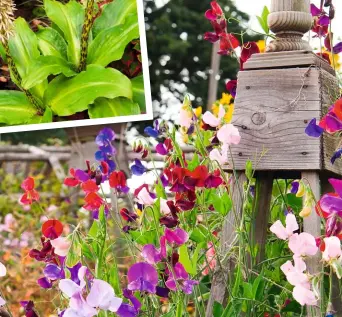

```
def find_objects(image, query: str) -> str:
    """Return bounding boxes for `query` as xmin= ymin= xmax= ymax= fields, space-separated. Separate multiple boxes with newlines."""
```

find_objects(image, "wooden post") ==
xmin=207 ymin=41 xmax=221 ymax=110
xmin=206 ymin=173 xmax=246 ymax=317
xmin=207 ymin=0 xmax=342 ymax=316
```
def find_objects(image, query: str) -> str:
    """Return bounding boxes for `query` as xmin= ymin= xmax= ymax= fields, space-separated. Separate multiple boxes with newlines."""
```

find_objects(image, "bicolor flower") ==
xmin=165 ymin=263 xmax=198 ymax=294
xmin=322 ymin=236 xmax=342 ymax=262
xmin=127 ymin=262 xmax=158 ymax=294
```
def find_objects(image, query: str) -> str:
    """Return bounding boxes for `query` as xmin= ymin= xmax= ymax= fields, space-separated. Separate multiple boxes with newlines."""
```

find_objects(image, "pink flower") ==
xmin=281 ymin=257 xmax=309 ymax=288
xmin=202 ymin=104 xmax=225 ymax=127
xmin=209 ymin=148 xmax=227 ymax=165
xmin=217 ymin=124 xmax=241 ymax=145
xmin=288 ymin=233 xmax=318 ymax=257
xmin=51 ymin=237 xmax=71 ymax=257
xmin=0 ymin=214 xmax=17 ymax=232
xmin=322 ymin=236 xmax=342 ymax=262
xmin=180 ymin=108 xmax=193 ymax=128
xmin=160 ymin=198 xmax=171 ymax=214
xmin=293 ymin=284 xmax=317 ymax=306
xmin=136 ymin=187 xmax=156 ymax=206
xmin=270 ymin=213 xmax=299 ymax=240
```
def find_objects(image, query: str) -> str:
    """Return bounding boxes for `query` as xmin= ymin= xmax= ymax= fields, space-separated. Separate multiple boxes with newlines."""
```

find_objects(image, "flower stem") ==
xmin=78 ymin=0 xmax=95 ymax=72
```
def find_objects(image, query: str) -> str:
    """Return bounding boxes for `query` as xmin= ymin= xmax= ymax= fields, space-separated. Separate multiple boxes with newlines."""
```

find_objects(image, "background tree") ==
xmin=144 ymin=0 xmax=260 ymax=111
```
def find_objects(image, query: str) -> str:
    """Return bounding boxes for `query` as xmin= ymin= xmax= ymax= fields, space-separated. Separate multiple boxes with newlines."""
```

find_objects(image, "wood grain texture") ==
xmin=231 ymin=67 xmax=341 ymax=175
xmin=252 ymin=172 xmax=274 ymax=264
xmin=302 ymin=171 xmax=322 ymax=317
xmin=244 ymin=51 xmax=335 ymax=75
xmin=206 ymin=173 xmax=247 ymax=317
xmin=267 ymin=0 xmax=311 ymax=52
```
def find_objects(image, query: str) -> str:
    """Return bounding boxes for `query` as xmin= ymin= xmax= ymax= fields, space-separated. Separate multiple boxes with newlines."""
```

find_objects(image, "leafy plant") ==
xmin=0 ymin=0 xmax=144 ymax=126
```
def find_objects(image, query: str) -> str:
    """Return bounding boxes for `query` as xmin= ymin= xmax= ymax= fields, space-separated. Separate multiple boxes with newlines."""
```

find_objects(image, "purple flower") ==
xmin=305 ymin=118 xmax=324 ymax=137
xmin=59 ymin=267 xmax=122 ymax=316
xmin=333 ymin=42 xmax=342 ymax=54
xmin=127 ymin=262 xmax=158 ymax=294
xmin=131 ymin=159 xmax=147 ymax=176
xmin=37 ymin=277 xmax=52 ymax=289
xmin=290 ymin=181 xmax=299 ymax=194
xmin=116 ymin=289 xmax=141 ymax=317
xmin=156 ymin=143 xmax=168 ymax=155
xmin=164 ymin=228 xmax=189 ymax=246
xmin=95 ymin=128 xmax=116 ymax=146
xmin=44 ymin=263 xmax=64 ymax=280
xmin=144 ymin=121 xmax=160 ymax=138
xmin=311 ymin=3 xmax=322 ymax=16
xmin=331 ymin=148 xmax=342 ymax=164
xmin=319 ymin=179 xmax=342 ymax=218
xmin=20 ymin=301 xmax=39 ymax=317
xmin=165 ymin=263 xmax=198 ymax=294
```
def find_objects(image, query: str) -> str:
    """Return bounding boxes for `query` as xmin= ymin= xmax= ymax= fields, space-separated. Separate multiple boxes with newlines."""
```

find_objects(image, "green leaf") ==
xmin=257 ymin=6 xmax=270 ymax=34
xmin=36 ymin=27 xmax=68 ymax=59
xmin=179 ymin=244 xmax=196 ymax=275
xmin=131 ymin=75 xmax=146 ymax=112
xmin=213 ymin=302 xmax=224 ymax=317
xmin=88 ymin=97 xmax=140 ymax=119
xmin=87 ymin=15 xmax=139 ymax=67
xmin=242 ymin=282 xmax=253 ymax=299
xmin=44 ymin=64 xmax=132 ymax=116
xmin=8 ymin=18 xmax=46 ymax=99
xmin=245 ymin=160 xmax=253 ymax=180
xmin=212 ymin=192 xmax=232 ymax=216
xmin=0 ymin=91 xmax=37 ymax=125
xmin=44 ymin=0 xmax=84 ymax=66
xmin=190 ymin=227 xmax=206 ymax=243
xmin=27 ymin=107 xmax=53 ymax=124
xmin=252 ymin=273 xmax=265 ymax=301
xmin=0 ymin=42 xmax=6 ymax=62
xmin=187 ymin=152 xmax=200 ymax=171
xmin=22 ymin=56 xmax=76 ymax=89
xmin=92 ymin=0 xmax=137 ymax=37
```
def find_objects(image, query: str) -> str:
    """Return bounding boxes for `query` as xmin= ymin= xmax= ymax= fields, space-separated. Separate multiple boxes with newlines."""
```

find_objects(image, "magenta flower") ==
xmin=164 ymin=228 xmax=189 ymax=246
xmin=116 ymin=289 xmax=141 ymax=317
xmin=205 ymin=1 xmax=224 ymax=21
xmin=127 ymin=262 xmax=158 ymax=294
xmin=165 ymin=263 xmax=198 ymax=294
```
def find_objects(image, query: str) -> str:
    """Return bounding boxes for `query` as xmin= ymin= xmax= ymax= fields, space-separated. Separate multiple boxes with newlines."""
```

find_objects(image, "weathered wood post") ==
xmin=207 ymin=0 xmax=341 ymax=316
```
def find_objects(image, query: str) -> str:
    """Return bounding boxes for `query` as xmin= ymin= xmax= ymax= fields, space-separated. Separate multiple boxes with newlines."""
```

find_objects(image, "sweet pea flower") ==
xmin=209 ymin=146 xmax=228 ymax=165
xmin=0 ymin=213 xmax=17 ymax=232
xmin=160 ymin=198 xmax=171 ymax=214
xmin=51 ymin=237 xmax=71 ymax=257
xmin=164 ymin=228 xmax=189 ymax=246
xmin=322 ymin=236 xmax=342 ymax=262
xmin=292 ymin=284 xmax=317 ymax=306
xmin=288 ymin=232 xmax=318 ymax=257
xmin=217 ymin=124 xmax=241 ymax=145
xmin=202 ymin=104 xmax=225 ymax=127
xmin=136 ymin=187 xmax=156 ymax=206
xmin=165 ymin=263 xmax=199 ymax=294
xmin=127 ymin=262 xmax=158 ymax=294
xmin=131 ymin=160 xmax=147 ymax=176
xmin=280 ymin=257 xmax=309 ymax=289
xmin=270 ymin=213 xmax=299 ymax=240
xmin=20 ymin=177 xmax=40 ymax=205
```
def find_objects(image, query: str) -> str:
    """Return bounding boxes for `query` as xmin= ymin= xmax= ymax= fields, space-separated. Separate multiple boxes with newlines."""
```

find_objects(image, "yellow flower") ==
xmin=296 ymin=181 xmax=305 ymax=197
xmin=299 ymin=206 xmax=312 ymax=218
xmin=194 ymin=106 xmax=202 ymax=118
xmin=220 ymin=93 xmax=233 ymax=105
xmin=211 ymin=103 xmax=220 ymax=116
xmin=136 ymin=209 xmax=143 ymax=217
xmin=224 ymin=103 xmax=234 ymax=123
xmin=256 ymin=40 xmax=266 ymax=53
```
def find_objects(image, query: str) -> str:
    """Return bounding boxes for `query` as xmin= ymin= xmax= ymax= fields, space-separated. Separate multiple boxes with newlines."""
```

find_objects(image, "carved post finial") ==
xmin=266 ymin=0 xmax=312 ymax=52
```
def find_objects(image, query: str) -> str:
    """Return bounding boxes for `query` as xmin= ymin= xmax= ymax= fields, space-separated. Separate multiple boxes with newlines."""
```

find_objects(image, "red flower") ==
xmin=83 ymin=192 xmax=104 ymax=211
xmin=109 ymin=171 xmax=129 ymax=193
xmin=120 ymin=208 xmax=138 ymax=222
xmin=81 ymin=179 xmax=99 ymax=193
xmin=205 ymin=1 xmax=224 ymax=21
xmin=218 ymin=33 xmax=240 ymax=55
xmin=42 ymin=219 xmax=63 ymax=240
xmin=20 ymin=177 xmax=39 ymax=205
xmin=240 ymin=42 xmax=260 ymax=69
xmin=29 ymin=237 xmax=56 ymax=263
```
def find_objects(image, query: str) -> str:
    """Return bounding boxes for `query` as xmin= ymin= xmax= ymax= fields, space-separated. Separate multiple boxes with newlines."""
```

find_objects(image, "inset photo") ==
xmin=0 ymin=0 xmax=152 ymax=133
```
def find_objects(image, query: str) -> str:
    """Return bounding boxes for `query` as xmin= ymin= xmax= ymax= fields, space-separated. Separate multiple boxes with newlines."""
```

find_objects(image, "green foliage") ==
xmin=257 ymin=6 xmax=270 ymax=35
xmin=44 ymin=65 xmax=132 ymax=116
xmin=1 ymin=0 xmax=143 ymax=126
xmin=0 ymin=91 xmax=37 ymax=125
xmin=88 ymin=97 xmax=140 ymax=119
